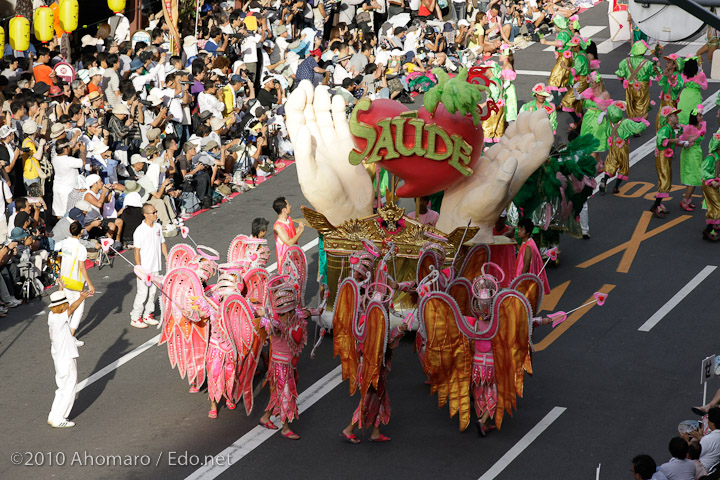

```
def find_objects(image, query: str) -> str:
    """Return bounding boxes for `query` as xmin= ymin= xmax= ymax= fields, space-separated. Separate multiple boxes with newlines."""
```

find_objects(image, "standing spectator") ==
xmin=58 ymin=220 xmax=95 ymax=343
xmin=21 ymin=120 xmax=45 ymax=191
xmin=51 ymin=140 xmax=85 ymax=219
xmin=102 ymin=54 xmax=122 ymax=109
xmin=658 ymin=437 xmax=697 ymax=480
xmin=33 ymin=46 xmax=56 ymax=87
xmin=46 ymin=289 xmax=90 ymax=428
xmin=408 ymin=196 xmax=440 ymax=226
xmin=130 ymin=203 xmax=167 ymax=329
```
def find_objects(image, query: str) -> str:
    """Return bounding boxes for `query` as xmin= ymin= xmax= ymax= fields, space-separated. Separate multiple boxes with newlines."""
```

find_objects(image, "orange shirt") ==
xmin=33 ymin=64 xmax=54 ymax=86
xmin=88 ymin=82 xmax=101 ymax=95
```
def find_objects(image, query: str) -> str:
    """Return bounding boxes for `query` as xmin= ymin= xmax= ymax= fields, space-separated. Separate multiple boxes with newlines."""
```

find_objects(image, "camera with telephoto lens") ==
xmin=138 ymin=99 xmax=154 ymax=107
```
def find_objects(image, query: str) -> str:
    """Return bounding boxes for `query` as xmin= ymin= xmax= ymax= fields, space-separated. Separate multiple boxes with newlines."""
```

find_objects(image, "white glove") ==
xmin=285 ymin=82 xmax=373 ymax=226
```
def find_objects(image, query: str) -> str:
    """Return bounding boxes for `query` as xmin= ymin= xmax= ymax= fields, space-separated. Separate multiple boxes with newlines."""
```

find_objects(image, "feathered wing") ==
xmin=491 ymin=290 xmax=532 ymax=429
xmin=282 ymin=246 xmax=308 ymax=304
xmin=166 ymin=243 xmax=197 ymax=271
xmin=227 ymin=234 xmax=250 ymax=263
xmin=510 ymin=274 xmax=544 ymax=375
xmin=243 ymin=268 xmax=269 ymax=305
xmin=359 ymin=301 xmax=388 ymax=404
xmin=332 ymin=278 xmax=360 ymax=395
xmin=446 ymin=278 xmax=473 ymax=316
xmin=223 ymin=293 xmax=267 ymax=414
xmin=459 ymin=244 xmax=490 ymax=281
xmin=419 ymin=292 xmax=473 ymax=430
xmin=160 ymin=267 xmax=209 ymax=386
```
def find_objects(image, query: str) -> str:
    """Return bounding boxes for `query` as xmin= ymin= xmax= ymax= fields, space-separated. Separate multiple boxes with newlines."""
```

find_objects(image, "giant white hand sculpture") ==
xmin=436 ymin=110 xmax=554 ymax=242
xmin=286 ymin=81 xmax=373 ymax=226
xmin=286 ymin=82 xmax=553 ymax=239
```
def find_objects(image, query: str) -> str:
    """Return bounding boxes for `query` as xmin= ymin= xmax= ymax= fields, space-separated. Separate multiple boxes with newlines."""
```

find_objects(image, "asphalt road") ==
xmin=2 ymin=4 xmax=720 ymax=479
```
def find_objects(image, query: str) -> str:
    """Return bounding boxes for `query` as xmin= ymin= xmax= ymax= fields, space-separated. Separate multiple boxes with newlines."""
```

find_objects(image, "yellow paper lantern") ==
xmin=58 ymin=0 xmax=79 ymax=33
xmin=34 ymin=6 xmax=55 ymax=43
xmin=108 ymin=0 xmax=126 ymax=13
xmin=9 ymin=16 xmax=30 ymax=52
xmin=0 ymin=27 xmax=5 ymax=54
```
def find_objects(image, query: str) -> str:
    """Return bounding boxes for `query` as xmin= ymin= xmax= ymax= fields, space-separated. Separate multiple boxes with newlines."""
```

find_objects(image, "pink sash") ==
xmin=273 ymin=217 xmax=296 ymax=266
xmin=514 ymin=239 xmax=550 ymax=293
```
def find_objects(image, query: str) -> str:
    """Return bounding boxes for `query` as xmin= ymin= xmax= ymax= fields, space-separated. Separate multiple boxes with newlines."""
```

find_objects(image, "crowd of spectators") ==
xmin=0 ymin=0 xmax=591 ymax=309
xmin=630 ymin=408 xmax=720 ymax=479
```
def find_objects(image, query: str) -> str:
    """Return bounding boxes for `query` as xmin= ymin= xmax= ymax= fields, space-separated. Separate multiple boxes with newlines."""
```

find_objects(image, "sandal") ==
xmin=226 ymin=401 xmax=236 ymax=410
xmin=208 ymin=409 xmax=217 ymax=419
xmin=189 ymin=386 xmax=199 ymax=393
xmin=339 ymin=432 xmax=361 ymax=444
xmin=369 ymin=434 xmax=391 ymax=442
xmin=650 ymin=206 xmax=665 ymax=219
xmin=612 ymin=186 xmax=620 ymax=194
xmin=259 ymin=420 xmax=278 ymax=430
xmin=692 ymin=406 xmax=708 ymax=416
xmin=281 ymin=429 xmax=300 ymax=440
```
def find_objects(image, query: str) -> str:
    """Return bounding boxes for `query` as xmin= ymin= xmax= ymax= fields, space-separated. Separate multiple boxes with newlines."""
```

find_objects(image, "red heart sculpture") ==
xmin=290 ymin=325 xmax=303 ymax=345
xmin=350 ymin=99 xmax=484 ymax=198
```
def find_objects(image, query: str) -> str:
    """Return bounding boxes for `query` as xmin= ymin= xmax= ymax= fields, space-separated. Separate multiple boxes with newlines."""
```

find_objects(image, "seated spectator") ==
xmin=119 ymin=191 xmax=145 ymax=247
xmin=688 ymin=441 xmax=707 ymax=479
xmin=82 ymin=174 xmax=123 ymax=241
xmin=700 ymin=408 xmax=720 ymax=472
xmin=632 ymin=454 xmax=667 ymax=480
xmin=658 ymin=437 xmax=697 ymax=480
xmin=52 ymin=200 xmax=99 ymax=251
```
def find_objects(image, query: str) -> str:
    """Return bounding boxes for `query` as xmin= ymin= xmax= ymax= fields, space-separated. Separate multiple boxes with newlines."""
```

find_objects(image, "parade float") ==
xmin=291 ymin=69 xmax=555 ymax=320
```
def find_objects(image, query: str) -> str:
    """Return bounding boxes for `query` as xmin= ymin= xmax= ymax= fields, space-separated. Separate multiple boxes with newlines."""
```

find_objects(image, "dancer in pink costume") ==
xmin=258 ymin=274 xmax=326 ymax=439
xmin=514 ymin=218 xmax=550 ymax=294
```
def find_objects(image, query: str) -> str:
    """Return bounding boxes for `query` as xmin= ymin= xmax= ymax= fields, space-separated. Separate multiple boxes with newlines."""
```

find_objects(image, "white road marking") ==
xmin=638 ymin=266 xmax=717 ymax=332
xmin=674 ymin=42 xmax=703 ymax=58
xmin=596 ymin=38 xmax=627 ymax=54
xmin=75 ymin=236 xmax=321 ymax=393
xmin=477 ymin=406 xmax=567 ymax=480
xmin=514 ymin=70 xmax=720 ymax=83
xmin=185 ymin=366 xmax=343 ymax=480
xmin=76 ymin=334 xmax=161 ymax=392
xmin=543 ymin=26 xmax=606 ymax=51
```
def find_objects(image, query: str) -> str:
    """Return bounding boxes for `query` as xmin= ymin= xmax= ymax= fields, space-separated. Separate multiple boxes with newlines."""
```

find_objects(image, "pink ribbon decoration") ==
xmin=546 ymin=247 xmax=558 ymax=261
xmin=100 ymin=237 xmax=113 ymax=252
xmin=548 ymin=311 xmax=568 ymax=328
xmin=180 ymin=225 xmax=189 ymax=238
xmin=593 ymin=292 xmax=608 ymax=306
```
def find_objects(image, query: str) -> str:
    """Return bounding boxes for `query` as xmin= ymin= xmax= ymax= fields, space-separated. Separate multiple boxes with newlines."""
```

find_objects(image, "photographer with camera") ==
xmin=51 ymin=141 xmax=85 ymax=220
xmin=81 ymin=174 xmax=123 ymax=243
xmin=199 ymin=80 xmax=226 ymax=119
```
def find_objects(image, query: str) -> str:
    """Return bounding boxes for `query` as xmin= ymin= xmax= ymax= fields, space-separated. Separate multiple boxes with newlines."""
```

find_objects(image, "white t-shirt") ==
xmin=409 ymin=0 xmax=420 ymax=11
xmin=333 ymin=63 xmax=352 ymax=86
xmin=48 ymin=310 xmax=79 ymax=359
xmin=133 ymin=221 xmax=165 ymax=273
xmin=52 ymin=155 xmax=83 ymax=189
xmin=59 ymin=237 xmax=87 ymax=285
xmin=241 ymin=35 xmax=262 ymax=64
xmin=700 ymin=429 xmax=720 ymax=470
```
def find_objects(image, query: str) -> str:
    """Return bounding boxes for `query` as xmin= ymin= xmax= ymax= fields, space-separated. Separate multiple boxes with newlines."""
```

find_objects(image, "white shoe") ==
xmin=0 ymin=306 xmax=8 ymax=313
xmin=75 ymin=339 xmax=84 ymax=347
xmin=50 ymin=420 xmax=75 ymax=428
xmin=6 ymin=299 xmax=21 ymax=307
xmin=130 ymin=319 xmax=148 ymax=329
xmin=143 ymin=314 xmax=159 ymax=326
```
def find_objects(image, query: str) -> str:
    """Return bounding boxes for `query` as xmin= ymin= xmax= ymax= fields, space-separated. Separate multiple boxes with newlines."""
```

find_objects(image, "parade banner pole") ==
xmin=194 ymin=0 xmax=200 ymax=38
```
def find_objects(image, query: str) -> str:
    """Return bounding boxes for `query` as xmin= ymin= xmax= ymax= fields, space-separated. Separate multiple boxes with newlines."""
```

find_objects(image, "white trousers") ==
xmin=0 ymin=215 xmax=8 ymax=243
xmin=64 ymin=289 xmax=85 ymax=331
xmin=130 ymin=274 xmax=158 ymax=321
xmin=48 ymin=356 xmax=77 ymax=424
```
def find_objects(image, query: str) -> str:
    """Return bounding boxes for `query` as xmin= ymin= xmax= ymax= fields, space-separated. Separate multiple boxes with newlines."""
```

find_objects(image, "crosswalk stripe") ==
xmin=542 ymin=25 xmax=607 ymax=51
